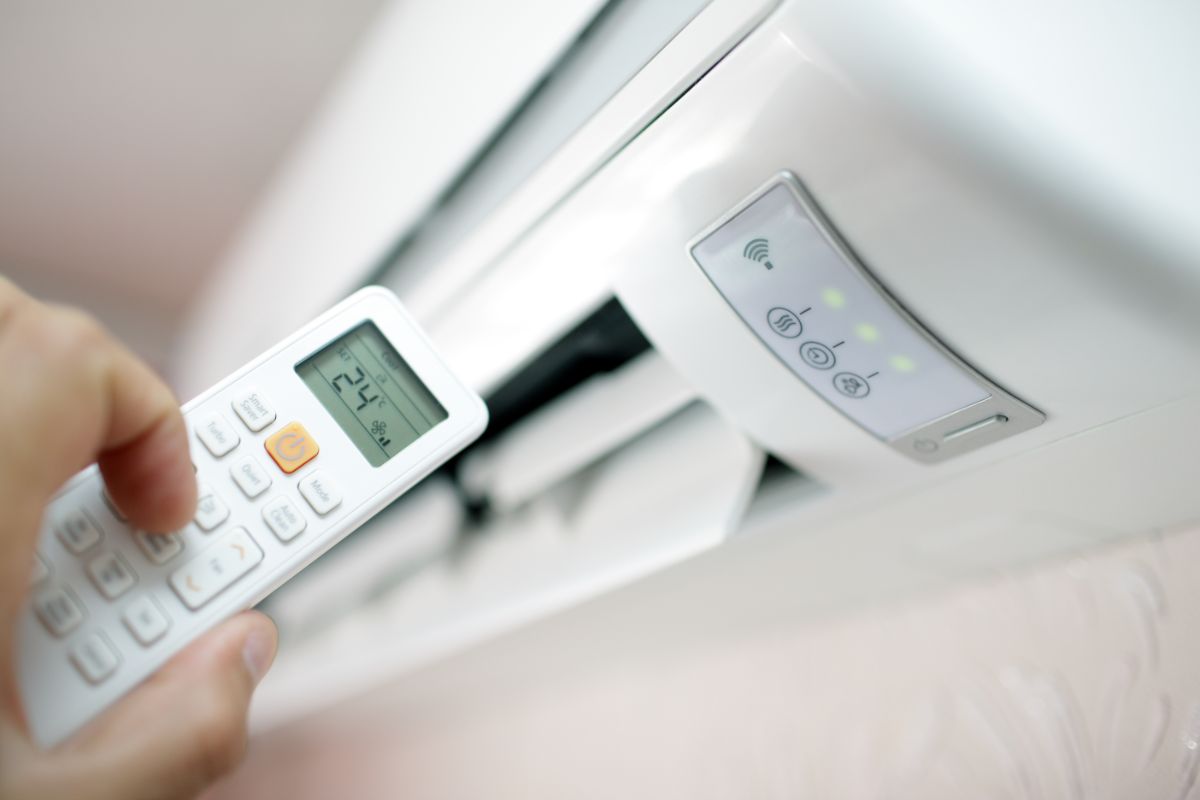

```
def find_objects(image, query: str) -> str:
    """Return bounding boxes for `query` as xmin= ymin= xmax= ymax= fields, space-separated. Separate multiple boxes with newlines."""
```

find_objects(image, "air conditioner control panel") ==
xmin=689 ymin=173 xmax=1043 ymax=463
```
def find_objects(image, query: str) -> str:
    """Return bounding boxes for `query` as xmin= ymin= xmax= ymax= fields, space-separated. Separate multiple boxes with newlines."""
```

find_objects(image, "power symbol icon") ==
xmin=276 ymin=432 xmax=307 ymax=461
xmin=265 ymin=421 xmax=319 ymax=474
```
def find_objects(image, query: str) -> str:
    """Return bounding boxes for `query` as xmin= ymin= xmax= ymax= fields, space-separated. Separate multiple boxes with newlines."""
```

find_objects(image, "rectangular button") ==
xmin=231 ymin=389 xmax=276 ymax=432
xmin=86 ymin=552 xmax=137 ymax=600
xmin=230 ymin=457 xmax=271 ymax=499
xmin=262 ymin=496 xmax=307 ymax=542
xmin=298 ymin=472 xmax=341 ymax=515
xmin=195 ymin=414 xmax=240 ymax=457
xmin=169 ymin=527 xmax=263 ymax=610
xmin=54 ymin=508 xmax=103 ymax=554
xmin=194 ymin=485 xmax=230 ymax=531
xmin=135 ymin=530 xmax=184 ymax=565
xmin=70 ymin=633 xmax=120 ymax=684
xmin=34 ymin=586 xmax=85 ymax=637
xmin=122 ymin=595 xmax=170 ymax=645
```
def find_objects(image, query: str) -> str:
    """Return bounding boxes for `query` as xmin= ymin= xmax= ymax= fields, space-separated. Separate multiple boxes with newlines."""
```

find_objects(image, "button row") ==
xmin=66 ymin=595 xmax=171 ymax=685
xmin=195 ymin=389 xmax=278 ymax=459
xmin=766 ymin=306 xmax=879 ymax=399
xmin=51 ymin=592 xmax=172 ymax=686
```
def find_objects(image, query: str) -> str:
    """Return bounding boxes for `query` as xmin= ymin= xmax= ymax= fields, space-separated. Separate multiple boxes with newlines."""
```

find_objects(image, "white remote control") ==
xmin=17 ymin=286 xmax=487 ymax=747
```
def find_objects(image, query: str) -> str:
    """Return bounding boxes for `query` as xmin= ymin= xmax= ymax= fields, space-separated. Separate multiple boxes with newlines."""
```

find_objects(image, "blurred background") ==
xmin=0 ymin=0 xmax=386 ymax=366
xmin=5 ymin=1 xmax=1200 ymax=797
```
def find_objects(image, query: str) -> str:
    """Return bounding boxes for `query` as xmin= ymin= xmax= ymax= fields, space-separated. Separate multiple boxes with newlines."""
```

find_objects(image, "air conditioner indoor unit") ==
xmin=173 ymin=0 xmax=1199 ymax=733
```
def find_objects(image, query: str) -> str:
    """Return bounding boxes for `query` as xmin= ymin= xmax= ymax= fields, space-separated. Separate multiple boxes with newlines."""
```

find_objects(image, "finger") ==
xmin=0 ymin=281 xmax=197 ymax=542
xmin=0 ymin=285 xmax=199 ymax=701
xmin=96 ymin=375 xmax=197 ymax=534
xmin=52 ymin=612 xmax=278 ymax=800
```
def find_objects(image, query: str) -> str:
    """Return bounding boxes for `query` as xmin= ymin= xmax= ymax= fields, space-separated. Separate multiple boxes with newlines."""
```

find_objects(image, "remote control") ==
xmin=17 ymin=286 xmax=487 ymax=747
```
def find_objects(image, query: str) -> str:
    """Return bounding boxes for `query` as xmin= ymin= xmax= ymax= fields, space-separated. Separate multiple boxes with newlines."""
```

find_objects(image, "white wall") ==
xmin=212 ymin=522 xmax=1200 ymax=799
xmin=0 ymin=0 xmax=386 ymax=365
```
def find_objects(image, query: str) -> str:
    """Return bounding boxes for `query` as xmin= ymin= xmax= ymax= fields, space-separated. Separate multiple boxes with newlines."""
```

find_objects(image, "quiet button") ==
xmin=298 ymin=472 xmax=341 ymax=516
xmin=230 ymin=457 xmax=271 ymax=499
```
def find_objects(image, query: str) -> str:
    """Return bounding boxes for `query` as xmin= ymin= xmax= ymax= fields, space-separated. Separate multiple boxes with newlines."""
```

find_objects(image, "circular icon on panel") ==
xmin=913 ymin=438 xmax=939 ymax=454
xmin=833 ymin=371 xmax=871 ymax=399
xmin=766 ymin=307 xmax=803 ymax=338
xmin=799 ymin=341 xmax=836 ymax=370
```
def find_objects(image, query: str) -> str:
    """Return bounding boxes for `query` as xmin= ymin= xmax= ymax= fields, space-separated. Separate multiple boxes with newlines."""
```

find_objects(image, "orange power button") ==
xmin=265 ymin=422 xmax=319 ymax=474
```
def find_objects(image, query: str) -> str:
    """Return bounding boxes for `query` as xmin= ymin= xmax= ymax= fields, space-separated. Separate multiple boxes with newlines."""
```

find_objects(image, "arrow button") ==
xmin=169 ymin=527 xmax=263 ymax=610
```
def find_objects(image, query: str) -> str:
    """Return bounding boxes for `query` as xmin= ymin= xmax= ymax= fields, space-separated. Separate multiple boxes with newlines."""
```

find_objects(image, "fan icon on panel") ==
xmin=743 ymin=238 xmax=774 ymax=270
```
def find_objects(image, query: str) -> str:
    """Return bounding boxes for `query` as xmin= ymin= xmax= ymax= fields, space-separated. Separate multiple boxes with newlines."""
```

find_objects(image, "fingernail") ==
xmin=242 ymin=627 xmax=276 ymax=684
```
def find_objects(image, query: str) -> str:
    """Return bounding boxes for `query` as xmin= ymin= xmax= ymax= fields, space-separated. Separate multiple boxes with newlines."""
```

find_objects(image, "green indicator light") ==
xmin=821 ymin=288 xmax=846 ymax=309
xmin=854 ymin=323 xmax=880 ymax=343
xmin=890 ymin=354 xmax=917 ymax=373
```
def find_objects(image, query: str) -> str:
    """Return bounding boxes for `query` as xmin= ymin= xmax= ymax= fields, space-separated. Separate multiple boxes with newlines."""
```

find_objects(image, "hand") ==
xmin=0 ymin=278 xmax=278 ymax=800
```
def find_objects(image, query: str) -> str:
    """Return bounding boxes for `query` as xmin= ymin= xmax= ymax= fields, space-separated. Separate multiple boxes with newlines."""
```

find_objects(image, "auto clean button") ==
xmin=262 ymin=496 xmax=307 ymax=542
xmin=298 ymin=472 xmax=341 ymax=516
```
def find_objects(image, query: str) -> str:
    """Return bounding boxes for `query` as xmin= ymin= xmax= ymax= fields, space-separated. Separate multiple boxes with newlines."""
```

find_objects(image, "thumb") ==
xmin=53 ymin=611 xmax=278 ymax=800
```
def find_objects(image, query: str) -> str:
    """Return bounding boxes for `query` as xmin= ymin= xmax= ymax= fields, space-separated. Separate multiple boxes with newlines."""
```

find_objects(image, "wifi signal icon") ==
xmin=743 ymin=238 xmax=774 ymax=270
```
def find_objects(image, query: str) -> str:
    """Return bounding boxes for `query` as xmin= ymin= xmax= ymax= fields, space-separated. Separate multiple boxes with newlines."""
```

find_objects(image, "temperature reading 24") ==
xmin=330 ymin=366 xmax=381 ymax=411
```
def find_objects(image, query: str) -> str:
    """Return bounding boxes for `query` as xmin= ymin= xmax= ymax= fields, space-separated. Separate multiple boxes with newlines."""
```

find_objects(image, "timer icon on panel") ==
xmin=799 ymin=342 xmax=836 ymax=370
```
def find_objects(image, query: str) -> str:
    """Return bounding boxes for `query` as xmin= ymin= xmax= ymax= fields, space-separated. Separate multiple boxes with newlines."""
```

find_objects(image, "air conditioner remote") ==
xmin=17 ymin=286 xmax=487 ymax=747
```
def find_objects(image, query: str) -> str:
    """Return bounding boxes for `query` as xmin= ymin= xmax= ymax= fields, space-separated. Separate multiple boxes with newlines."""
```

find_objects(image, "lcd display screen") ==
xmin=296 ymin=321 xmax=447 ymax=466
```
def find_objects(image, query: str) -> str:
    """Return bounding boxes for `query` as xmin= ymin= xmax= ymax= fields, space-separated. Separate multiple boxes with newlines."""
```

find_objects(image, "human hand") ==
xmin=0 ymin=278 xmax=277 ymax=800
